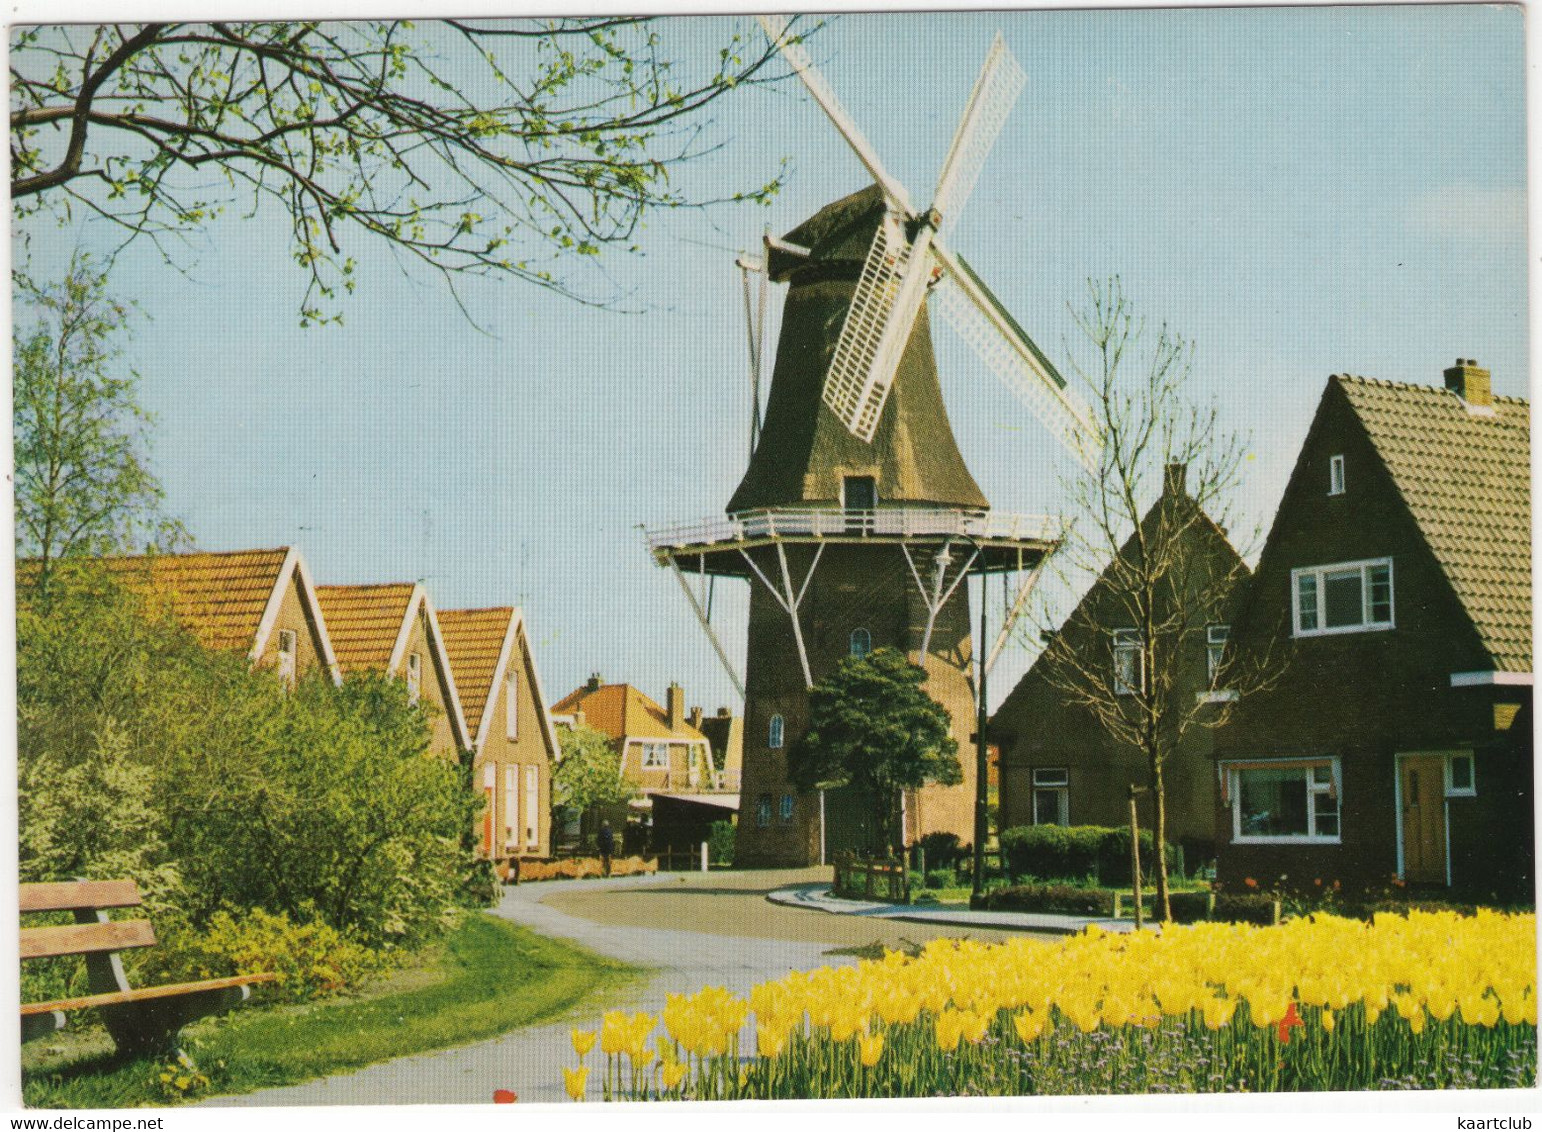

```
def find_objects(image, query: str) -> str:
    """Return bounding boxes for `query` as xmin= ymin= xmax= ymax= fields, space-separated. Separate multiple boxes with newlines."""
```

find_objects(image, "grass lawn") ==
xmin=21 ymin=912 xmax=641 ymax=1108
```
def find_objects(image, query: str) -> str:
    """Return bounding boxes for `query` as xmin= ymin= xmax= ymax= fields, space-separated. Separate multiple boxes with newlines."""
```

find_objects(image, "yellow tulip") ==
xmin=1321 ymin=1008 xmax=1335 ymax=1034
xmin=570 ymin=1028 xmax=596 ymax=1058
xmin=1013 ymin=1010 xmax=1043 ymax=1044
xmin=662 ymin=1061 xmax=688 ymax=1091
xmin=756 ymin=1024 xmax=786 ymax=1060
xmin=934 ymin=1009 xmax=963 ymax=1051
xmin=858 ymin=1030 xmax=885 ymax=1067
xmin=562 ymin=1066 xmax=588 ymax=1102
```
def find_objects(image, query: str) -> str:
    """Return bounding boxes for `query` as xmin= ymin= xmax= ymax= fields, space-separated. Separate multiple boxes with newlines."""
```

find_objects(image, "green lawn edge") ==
xmin=22 ymin=912 xmax=645 ymax=1108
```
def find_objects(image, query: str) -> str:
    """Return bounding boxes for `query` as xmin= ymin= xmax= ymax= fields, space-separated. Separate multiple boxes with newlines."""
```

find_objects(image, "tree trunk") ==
xmin=1151 ymin=759 xmax=1172 ymax=922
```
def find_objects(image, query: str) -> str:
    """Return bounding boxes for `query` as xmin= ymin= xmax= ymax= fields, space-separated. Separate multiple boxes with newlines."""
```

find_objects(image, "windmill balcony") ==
xmin=645 ymin=506 xmax=1061 ymax=568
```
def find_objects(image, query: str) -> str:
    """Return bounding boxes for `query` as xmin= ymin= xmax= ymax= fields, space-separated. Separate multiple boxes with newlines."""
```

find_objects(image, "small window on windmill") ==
xmin=850 ymin=628 xmax=872 ymax=658
xmin=768 ymin=714 xmax=785 ymax=750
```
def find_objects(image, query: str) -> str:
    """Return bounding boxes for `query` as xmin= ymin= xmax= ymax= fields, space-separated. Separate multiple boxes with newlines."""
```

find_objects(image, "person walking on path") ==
xmin=597 ymin=820 xmax=615 ymax=877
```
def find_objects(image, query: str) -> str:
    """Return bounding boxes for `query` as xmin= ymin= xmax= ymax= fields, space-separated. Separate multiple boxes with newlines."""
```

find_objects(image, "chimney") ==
xmin=1444 ymin=358 xmax=1492 ymax=409
xmin=1164 ymin=462 xmax=1188 ymax=498
xmin=585 ymin=672 xmax=602 ymax=693
xmin=666 ymin=682 xmax=685 ymax=729
xmin=689 ymin=706 xmax=703 ymax=729
xmin=717 ymin=706 xmax=732 ymax=718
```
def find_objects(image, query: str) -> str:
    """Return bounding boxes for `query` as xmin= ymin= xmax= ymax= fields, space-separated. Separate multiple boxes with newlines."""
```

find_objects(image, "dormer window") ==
xmin=406 ymin=651 xmax=422 ymax=704
xmin=1328 ymin=454 xmax=1345 ymax=495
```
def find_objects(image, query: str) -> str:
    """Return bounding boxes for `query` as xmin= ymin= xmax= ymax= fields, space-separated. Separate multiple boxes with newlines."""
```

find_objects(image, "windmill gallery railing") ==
xmin=644 ymin=507 xmax=1060 ymax=557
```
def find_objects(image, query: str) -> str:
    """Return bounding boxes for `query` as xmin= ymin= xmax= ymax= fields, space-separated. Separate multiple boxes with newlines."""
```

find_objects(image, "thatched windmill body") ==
xmin=646 ymin=20 xmax=1099 ymax=866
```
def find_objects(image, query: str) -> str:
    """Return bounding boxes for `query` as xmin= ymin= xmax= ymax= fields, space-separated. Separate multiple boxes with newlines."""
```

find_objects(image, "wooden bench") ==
xmin=21 ymin=879 xmax=275 ymax=1057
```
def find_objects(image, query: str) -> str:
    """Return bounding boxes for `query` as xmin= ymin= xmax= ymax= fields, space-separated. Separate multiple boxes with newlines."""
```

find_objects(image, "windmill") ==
xmin=645 ymin=20 xmax=1098 ymax=867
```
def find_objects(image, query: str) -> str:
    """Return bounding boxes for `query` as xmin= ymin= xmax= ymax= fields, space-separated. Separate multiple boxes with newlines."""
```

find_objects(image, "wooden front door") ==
xmin=1399 ymin=754 xmax=1446 ymax=884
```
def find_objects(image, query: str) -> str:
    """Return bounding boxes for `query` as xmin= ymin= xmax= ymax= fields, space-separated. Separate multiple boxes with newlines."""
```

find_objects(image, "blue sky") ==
xmin=10 ymin=5 xmax=1529 ymax=714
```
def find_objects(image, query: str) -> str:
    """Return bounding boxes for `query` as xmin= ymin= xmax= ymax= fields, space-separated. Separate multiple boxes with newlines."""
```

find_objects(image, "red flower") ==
xmin=1276 ymin=1002 xmax=1305 ymax=1045
xmin=493 ymin=1089 xmax=518 ymax=1104
xmin=1244 ymin=877 xmax=1258 ymax=889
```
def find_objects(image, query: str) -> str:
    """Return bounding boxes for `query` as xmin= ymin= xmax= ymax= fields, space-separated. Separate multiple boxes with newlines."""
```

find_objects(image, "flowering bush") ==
xmin=561 ymin=909 xmax=1536 ymax=1099
xmin=166 ymin=907 xmax=385 ymax=1001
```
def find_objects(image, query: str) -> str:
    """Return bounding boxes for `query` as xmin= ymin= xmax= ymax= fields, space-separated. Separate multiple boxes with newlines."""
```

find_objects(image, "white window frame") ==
xmin=1112 ymin=629 xmax=1143 ymax=696
xmin=1206 ymin=624 xmax=1229 ymax=688
xmin=1291 ymin=558 xmax=1394 ymax=637
xmin=276 ymin=628 xmax=298 ymax=688
xmin=1444 ymin=752 xmax=1477 ymax=798
xmin=504 ymin=765 xmax=519 ymax=848
xmin=849 ymin=627 xmax=872 ymax=659
xmin=1225 ymin=758 xmax=1342 ymax=845
xmin=640 ymin=742 xmax=668 ymax=769
xmin=524 ymin=765 xmax=539 ymax=848
xmin=1031 ymin=767 xmax=1069 ymax=826
xmin=406 ymin=651 xmax=423 ymax=705
xmin=1328 ymin=454 xmax=1346 ymax=496
xmin=505 ymin=671 xmax=519 ymax=741
xmin=768 ymin=714 xmax=785 ymax=750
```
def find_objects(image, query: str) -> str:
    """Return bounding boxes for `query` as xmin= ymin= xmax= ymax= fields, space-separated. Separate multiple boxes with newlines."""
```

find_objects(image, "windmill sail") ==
xmin=932 ymin=34 xmax=1026 ymax=237
xmin=934 ymin=250 xmax=1101 ymax=470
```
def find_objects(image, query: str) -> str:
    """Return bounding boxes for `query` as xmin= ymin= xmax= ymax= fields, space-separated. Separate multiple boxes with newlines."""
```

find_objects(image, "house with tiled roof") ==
xmin=95 ymin=547 xmax=339 ymax=686
xmin=439 ymin=607 xmax=558 ymax=865
xmin=1214 ymin=361 xmax=1532 ymax=898
xmin=317 ymin=583 xmax=469 ymax=758
xmin=551 ymin=677 xmax=727 ymax=798
xmin=993 ymin=464 xmax=1248 ymax=868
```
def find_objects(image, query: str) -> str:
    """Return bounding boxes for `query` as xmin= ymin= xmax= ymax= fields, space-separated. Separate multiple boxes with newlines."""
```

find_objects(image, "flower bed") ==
xmin=505 ymin=856 xmax=657 ymax=883
xmin=558 ymin=910 xmax=1536 ymax=1099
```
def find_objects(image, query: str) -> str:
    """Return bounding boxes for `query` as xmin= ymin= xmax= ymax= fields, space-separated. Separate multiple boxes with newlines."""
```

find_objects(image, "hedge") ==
xmin=974 ymin=884 xmax=1116 ymax=917
xmin=999 ymin=824 xmax=1183 ymax=886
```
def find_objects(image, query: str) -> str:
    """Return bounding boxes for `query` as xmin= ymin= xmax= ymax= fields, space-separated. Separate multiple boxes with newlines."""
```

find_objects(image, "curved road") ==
xmin=212 ymin=869 xmax=1021 ymax=1107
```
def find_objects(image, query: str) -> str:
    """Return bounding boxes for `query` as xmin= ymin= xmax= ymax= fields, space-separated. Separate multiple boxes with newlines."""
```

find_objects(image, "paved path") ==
xmin=206 ymin=869 xmax=1036 ymax=1107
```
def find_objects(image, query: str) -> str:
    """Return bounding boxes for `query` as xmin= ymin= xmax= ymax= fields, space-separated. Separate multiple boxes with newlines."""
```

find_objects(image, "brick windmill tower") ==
xmin=646 ymin=19 xmax=1100 ymax=866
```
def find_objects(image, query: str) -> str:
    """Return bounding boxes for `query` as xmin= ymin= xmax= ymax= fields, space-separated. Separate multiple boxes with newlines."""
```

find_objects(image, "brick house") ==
xmin=550 ymin=677 xmax=723 ymax=797
xmin=317 ymin=582 xmax=470 ymax=759
xmin=1214 ymin=363 xmax=1532 ymax=898
xmin=97 ymin=546 xmax=340 ymax=686
xmin=439 ymin=607 xmax=558 ymax=865
xmin=993 ymin=466 xmax=1247 ymax=867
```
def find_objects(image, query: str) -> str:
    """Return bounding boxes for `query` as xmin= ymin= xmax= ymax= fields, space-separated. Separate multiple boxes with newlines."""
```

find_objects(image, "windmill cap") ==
xmin=769 ymin=185 xmax=888 ymax=281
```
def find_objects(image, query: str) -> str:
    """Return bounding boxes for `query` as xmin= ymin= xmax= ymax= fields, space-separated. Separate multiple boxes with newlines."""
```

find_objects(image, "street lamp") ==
xmin=938 ymin=535 xmax=990 ymax=904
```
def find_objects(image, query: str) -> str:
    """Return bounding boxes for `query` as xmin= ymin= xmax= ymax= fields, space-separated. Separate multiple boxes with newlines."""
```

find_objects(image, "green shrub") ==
xmin=975 ymin=884 xmax=1116 ymax=917
xmin=1212 ymin=893 xmax=1280 ymax=926
xmin=999 ymin=825 xmax=1102 ymax=882
xmin=1167 ymin=890 xmax=1214 ymax=923
xmin=915 ymin=831 xmax=965 ymax=871
xmin=161 ymin=907 xmax=387 ymax=1001
xmin=708 ymin=820 xmax=736 ymax=866
xmin=1096 ymin=828 xmax=1185 ymax=886
xmin=923 ymin=867 xmax=956 ymax=891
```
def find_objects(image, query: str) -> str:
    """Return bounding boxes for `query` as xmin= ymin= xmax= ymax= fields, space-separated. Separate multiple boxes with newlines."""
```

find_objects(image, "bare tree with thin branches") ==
xmin=1035 ymin=278 xmax=1278 ymax=921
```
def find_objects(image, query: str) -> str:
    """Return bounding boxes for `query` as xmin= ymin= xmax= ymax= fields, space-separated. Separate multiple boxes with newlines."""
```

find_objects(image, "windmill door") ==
xmin=842 ymin=476 xmax=877 ymax=534
xmin=1398 ymin=753 xmax=1446 ymax=884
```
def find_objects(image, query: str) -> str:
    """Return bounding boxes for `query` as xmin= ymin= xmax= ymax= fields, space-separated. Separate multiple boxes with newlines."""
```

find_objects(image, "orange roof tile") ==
xmin=552 ymin=683 xmax=708 ymax=743
xmin=315 ymin=583 xmax=417 ymax=673
xmin=99 ymin=548 xmax=292 ymax=654
xmin=438 ymin=607 xmax=514 ymax=741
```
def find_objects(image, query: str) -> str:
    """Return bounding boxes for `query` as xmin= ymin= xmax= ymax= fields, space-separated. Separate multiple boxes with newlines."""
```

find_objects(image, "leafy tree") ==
xmin=10 ymin=18 xmax=807 ymax=322
xmin=552 ymin=723 xmax=636 ymax=837
xmin=17 ymin=563 xmax=481 ymax=950
xmin=788 ymin=647 xmax=961 ymax=856
xmin=13 ymin=256 xmax=185 ymax=583
xmin=1035 ymin=278 xmax=1275 ymax=922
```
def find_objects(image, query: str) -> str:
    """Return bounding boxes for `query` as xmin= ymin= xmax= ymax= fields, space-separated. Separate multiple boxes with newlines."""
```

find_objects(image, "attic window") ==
xmin=406 ymin=652 xmax=422 ymax=704
xmin=276 ymin=628 xmax=297 ymax=689
xmin=1328 ymin=454 xmax=1345 ymax=496
xmin=505 ymin=671 xmax=519 ymax=741
xmin=1293 ymin=558 xmax=1393 ymax=636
